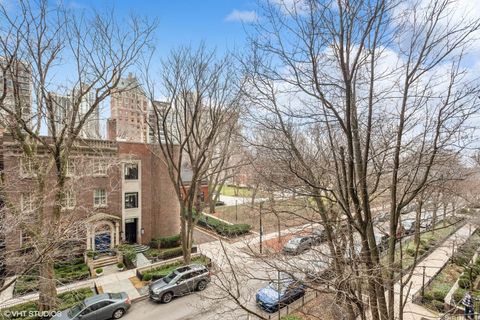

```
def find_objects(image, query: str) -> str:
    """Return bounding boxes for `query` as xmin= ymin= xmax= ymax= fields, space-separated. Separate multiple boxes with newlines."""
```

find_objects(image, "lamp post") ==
xmin=235 ymin=200 xmax=238 ymax=222
xmin=259 ymin=201 xmax=264 ymax=254
xmin=421 ymin=266 xmax=426 ymax=302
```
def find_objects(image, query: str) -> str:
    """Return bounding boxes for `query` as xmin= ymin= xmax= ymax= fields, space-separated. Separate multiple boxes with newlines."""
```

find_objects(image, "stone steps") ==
xmin=92 ymin=256 xmax=118 ymax=269
xmin=131 ymin=244 xmax=150 ymax=253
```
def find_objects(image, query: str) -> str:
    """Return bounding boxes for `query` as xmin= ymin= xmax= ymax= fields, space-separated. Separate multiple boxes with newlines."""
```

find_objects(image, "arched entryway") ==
xmin=86 ymin=213 xmax=121 ymax=252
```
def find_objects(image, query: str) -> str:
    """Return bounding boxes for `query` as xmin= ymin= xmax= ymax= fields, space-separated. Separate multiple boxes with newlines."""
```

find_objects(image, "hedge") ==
xmin=140 ymin=256 xmax=210 ymax=281
xmin=2 ymin=288 xmax=94 ymax=320
xmin=14 ymin=259 xmax=90 ymax=296
xmin=197 ymin=215 xmax=251 ymax=237
xmin=146 ymin=247 xmax=183 ymax=261
xmin=150 ymin=234 xmax=181 ymax=249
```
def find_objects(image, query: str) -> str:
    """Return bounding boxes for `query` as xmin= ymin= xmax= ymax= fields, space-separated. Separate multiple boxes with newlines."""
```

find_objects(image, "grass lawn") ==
xmin=14 ymin=258 xmax=90 ymax=296
xmin=219 ymin=185 xmax=255 ymax=197
xmin=214 ymin=198 xmax=320 ymax=233
xmin=1 ymin=288 xmax=94 ymax=320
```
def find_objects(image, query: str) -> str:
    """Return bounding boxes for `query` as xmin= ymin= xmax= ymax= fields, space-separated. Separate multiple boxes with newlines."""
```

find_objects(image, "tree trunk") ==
xmin=38 ymin=257 xmax=57 ymax=311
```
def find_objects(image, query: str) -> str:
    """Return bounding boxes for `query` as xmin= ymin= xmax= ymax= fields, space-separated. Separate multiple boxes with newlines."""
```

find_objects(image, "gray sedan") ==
xmin=283 ymin=236 xmax=313 ymax=255
xmin=51 ymin=292 xmax=130 ymax=320
xmin=149 ymin=264 xmax=211 ymax=303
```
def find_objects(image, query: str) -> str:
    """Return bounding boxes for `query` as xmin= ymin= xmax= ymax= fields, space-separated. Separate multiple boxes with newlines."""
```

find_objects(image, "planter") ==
xmin=95 ymin=268 xmax=104 ymax=277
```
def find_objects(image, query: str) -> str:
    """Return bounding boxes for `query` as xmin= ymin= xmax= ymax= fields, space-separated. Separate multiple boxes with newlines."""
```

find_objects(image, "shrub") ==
xmin=117 ymin=262 xmax=125 ymax=269
xmin=95 ymin=268 xmax=103 ymax=274
xmin=151 ymin=234 xmax=181 ymax=249
xmin=430 ymin=285 xmax=449 ymax=301
xmin=458 ymin=276 xmax=471 ymax=289
xmin=405 ymin=246 xmax=416 ymax=257
xmin=117 ymin=244 xmax=137 ymax=268
xmin=429 ymin=299 xmax=445 ymax=312
xmin=159 ymin=247 xmax=183 ymax=259
xmin=142 ymin=273 xmax=153 ymax=281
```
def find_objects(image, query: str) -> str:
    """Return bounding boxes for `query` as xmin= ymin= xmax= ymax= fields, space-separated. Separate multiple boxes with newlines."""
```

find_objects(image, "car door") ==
xmin=175 ymin=274 xmax=191 ymax=295
xmin=94 ymin=301 xmax=115 ymax=320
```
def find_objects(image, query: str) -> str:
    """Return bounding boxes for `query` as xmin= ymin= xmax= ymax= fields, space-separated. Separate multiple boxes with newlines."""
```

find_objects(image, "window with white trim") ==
xmin=94 ymin=188 xmax=107 ymax=207
xmin=20 ymin=193 xmax=34 ymax=213
xmin=66 ymin=160 xmax=75 ymax=177
xmin=62 ymin=190 xmax=76 ymax=209
xmin=92 ymin=159 xmax=108 ymax=176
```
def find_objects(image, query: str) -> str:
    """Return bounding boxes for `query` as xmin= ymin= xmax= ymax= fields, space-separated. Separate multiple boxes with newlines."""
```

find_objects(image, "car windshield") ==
xmin=68 ymin=302 xmax=85 ymax=318
xmin=163 ymin=271 xmax=178 ymax=284
xmin=268 ymin=280 xmax=290 ymax=293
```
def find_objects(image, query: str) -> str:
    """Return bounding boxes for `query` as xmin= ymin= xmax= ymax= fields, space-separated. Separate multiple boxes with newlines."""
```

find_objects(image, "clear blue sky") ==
xmin=72 ymin=0 xmax=256 ymax=57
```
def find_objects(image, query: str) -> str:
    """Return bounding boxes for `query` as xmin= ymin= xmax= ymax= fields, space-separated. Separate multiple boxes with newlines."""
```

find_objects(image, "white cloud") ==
xmin=225 ymin=9 xmax=258 ymax=23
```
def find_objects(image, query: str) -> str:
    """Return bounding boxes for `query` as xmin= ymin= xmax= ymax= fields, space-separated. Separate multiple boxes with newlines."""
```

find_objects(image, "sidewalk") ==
xmin=396 ymin=223 xmax=473 ymax=320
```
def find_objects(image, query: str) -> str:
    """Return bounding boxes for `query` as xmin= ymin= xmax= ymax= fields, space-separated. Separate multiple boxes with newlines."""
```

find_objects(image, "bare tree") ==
xmin=0 ymin=0 xmax=154 ymax=310
xmin=233 ymin=0 xmax=480 ymax=319
xmin=145 ymin=45 xmax=242 ymax=264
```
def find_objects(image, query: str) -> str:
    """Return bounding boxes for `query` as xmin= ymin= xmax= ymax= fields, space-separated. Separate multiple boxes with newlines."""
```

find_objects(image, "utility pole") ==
xmin=421 ymin=266 xmax=426 ymax=302
xmin=259 ymin=201 xmax=263 ymax=254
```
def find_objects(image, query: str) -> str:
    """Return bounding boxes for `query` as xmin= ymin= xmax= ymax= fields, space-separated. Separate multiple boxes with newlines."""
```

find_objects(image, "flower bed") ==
xmin=144 ymin=246 xmax=197 ymax=262
xmin=2 ymin=287 xmax=94 ymax=320
xmin=421 ymin=230 xmax=480 ymax=312
xmin=14 ymin=258 xmax=90 ymax=296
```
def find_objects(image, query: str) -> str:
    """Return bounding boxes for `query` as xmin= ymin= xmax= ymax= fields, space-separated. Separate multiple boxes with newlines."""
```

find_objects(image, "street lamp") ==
xmin=259 ymin=201 xmax=264 ymax=254
xmin=421 ymin=266 xmax=426 ymax=302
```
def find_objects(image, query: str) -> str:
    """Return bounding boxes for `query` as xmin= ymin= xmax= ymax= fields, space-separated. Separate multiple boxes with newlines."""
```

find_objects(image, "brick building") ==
xmin=109 ymin=73 xmax=149 ymax=143
xmin=0 ymin=134 xmax=180 ymax=264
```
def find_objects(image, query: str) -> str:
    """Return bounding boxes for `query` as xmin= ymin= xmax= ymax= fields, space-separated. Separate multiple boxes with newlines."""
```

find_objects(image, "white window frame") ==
xmin=92 ymin=159 xmax=108 ymax=176
xmin=94 ymin=188 xmax=107 ymax=208
xmin=66 ymin=160 xmax=75 ymax=177
xmin=62 ymin=190 xmax=76 ymax=210
xmin=20 ymin=193 xmax=34 ymax=213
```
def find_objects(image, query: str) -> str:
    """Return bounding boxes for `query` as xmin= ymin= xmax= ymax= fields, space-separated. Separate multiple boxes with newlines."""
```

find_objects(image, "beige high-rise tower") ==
xmin=109 ymin=73 xmax=149 ymax=143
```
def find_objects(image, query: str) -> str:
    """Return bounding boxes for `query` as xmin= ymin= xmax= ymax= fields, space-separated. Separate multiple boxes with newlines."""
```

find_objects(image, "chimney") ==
xmin=107 ymin=118 xmax=117 ymax=141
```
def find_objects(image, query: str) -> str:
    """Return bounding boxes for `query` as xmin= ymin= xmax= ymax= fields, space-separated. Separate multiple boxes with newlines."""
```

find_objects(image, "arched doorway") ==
xmin=86 ymin=213 xmax=121 ymax=251
xmin=94 ymin=223 xmax=112 ymax=252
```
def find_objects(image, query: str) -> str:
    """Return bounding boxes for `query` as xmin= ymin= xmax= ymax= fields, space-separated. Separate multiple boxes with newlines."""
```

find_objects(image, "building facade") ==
xmin=0 ymin=134 xmax=180 ymax=270
xmin=0 ymin=58 xmax=32 ymax=128
xmin=109 ymin=73 xmax=149 ymax=143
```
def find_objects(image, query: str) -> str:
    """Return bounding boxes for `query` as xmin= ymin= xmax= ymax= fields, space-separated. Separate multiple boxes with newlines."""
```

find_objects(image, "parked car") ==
xmin=311 ymin=228 xmax=328 ymax=244
xmin=51 ymin=292 xmax=130 ymax=320
xmin=283 ymin=236 xmax=313 ymax=255
xmin=374 ymin=233 xmax=389 ymax=252
xmin=215 ymin=200 xmax=226 ymax=206
xmin=149 ymin=264 xmax=210 ymax=303
xmin=256 ymin=277 xmax=305 ymax=313
xmin=401 ymin=219 xmax=416 ymax=235
xmin=420 ymin=213 xmax=433 ymax=230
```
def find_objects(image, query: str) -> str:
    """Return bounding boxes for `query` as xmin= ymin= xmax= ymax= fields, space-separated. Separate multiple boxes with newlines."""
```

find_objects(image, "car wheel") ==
xmin=112 ymin=308 xmax=125 ymax=319
xmin=161 ymin=292 xmax=173 ymax=303
xmin=196 ymin=280 xmax=207 ymax=291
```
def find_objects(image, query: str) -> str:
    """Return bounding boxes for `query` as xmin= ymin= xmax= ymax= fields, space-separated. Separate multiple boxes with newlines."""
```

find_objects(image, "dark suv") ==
xmin=149 ymin=264 xmax=211 ymax=303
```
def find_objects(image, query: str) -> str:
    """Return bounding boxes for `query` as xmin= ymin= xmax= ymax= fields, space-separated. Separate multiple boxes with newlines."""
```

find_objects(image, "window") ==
xmin=124 ymin=163 xmax=138 ymax=180
xmin=62 ymin=191 xmax=76 ymax=209
xmin=94 ymin=189 xmax=107 ymax=207
xmin=21 ymin=193 xmax=34 ymax=212
xmin=92 ymin=159 xmax=107 ymax=176
xmin=124 ymin=192 xmax=138 ymax=209
xmin=66 ymin=160 xmax=75 ymax=176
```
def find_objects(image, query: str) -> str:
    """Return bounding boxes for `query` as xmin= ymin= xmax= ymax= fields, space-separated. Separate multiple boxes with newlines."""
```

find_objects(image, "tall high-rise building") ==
xmin=0 ymin=57 xmax=32 ymax=129
xmin=109 ymin=73 xmax=149 ymax=143
xmin=47 ymin=86 xmax=100 ymax=139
